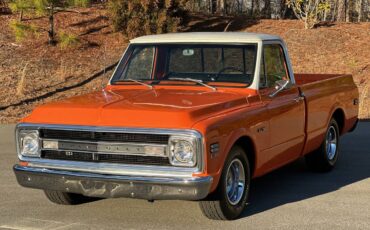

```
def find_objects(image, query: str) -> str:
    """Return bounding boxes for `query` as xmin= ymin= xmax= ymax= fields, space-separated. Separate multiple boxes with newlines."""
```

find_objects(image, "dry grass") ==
xmin=0 ymin=7 xmax=126 ymax=116
xmin=16 ymin=62 xmax=29 ymax=96
xmin=57 ymin=59 xmax=78 ymax=82
xmin=57 ymin=59 xmax=68 ymax=82
xmin=359 ymin=80 xmax=369 ymax=119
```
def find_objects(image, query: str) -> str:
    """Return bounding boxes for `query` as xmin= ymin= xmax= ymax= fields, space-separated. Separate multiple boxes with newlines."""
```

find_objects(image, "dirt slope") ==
xmin=0 ymin=11 xmax=369 ymax=123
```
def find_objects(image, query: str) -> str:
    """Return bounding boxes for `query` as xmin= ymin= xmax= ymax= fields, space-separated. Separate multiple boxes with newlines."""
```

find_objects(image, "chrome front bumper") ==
xmin=13 ymin=165 xmax=212 ymax=200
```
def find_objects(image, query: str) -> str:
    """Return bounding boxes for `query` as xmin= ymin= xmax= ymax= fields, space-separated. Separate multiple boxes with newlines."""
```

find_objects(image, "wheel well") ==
xmin=332 ymin=109 xmax=345 ymax=134
xmin=234 ymin=136 xmax=256 ymax=177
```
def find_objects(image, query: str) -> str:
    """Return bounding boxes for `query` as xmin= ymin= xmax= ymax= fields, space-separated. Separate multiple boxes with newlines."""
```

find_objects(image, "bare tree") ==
xmin=178 ymin=0 xmax=367 ymax=22
xmin=346 ymin=0 xmax=353 ymax=21
xmin=286 ymin=0 xmax=331 ymax=29
xmin=337 ymin=0 xmax=348 ymax=21
xmin=356 ymin=0 xmax=367 ymax=22
xmin=263 ymin=0 xmax=271 ymax=18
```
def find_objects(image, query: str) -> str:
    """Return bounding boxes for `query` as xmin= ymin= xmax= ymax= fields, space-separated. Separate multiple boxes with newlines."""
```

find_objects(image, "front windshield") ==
xmin=111 ymin=44 xmax=257 ymax=86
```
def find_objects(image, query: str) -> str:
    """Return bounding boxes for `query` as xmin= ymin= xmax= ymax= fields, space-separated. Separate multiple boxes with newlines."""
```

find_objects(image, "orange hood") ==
xmin=23 ymin=87 xmax=254 ymax=129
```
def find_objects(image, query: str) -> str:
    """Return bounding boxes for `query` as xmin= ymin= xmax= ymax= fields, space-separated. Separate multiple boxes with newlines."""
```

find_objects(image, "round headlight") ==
xmin=169 ymin=136 xmax=196 ymax=167
xmin=21 ymin=132 xmax=39 ymax=156
xmin=173 ymin=140 xmax=194 ymax=163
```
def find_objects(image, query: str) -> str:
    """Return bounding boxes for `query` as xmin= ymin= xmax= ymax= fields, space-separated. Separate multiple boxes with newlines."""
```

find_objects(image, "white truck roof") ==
xmin=130 ymin=32 xmax=282 ymax=44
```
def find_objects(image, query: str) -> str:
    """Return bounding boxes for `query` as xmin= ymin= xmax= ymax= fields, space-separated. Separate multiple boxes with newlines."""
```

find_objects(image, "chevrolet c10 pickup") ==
xmin=14 ymin=32 xmax=359 ymax=220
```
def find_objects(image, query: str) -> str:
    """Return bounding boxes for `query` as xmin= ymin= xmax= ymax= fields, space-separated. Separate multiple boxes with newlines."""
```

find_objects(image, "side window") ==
xmin=123 ymin=47 xmax=154 ymax=80
xmin=260 ymin=44 xmax=288 ymax=88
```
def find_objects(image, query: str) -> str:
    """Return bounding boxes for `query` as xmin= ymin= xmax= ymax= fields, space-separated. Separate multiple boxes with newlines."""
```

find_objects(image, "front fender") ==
xmin=192 ymin=101 xmax=266 ymax=193
xmin=204 ymin=127 xmax=255 ymax=193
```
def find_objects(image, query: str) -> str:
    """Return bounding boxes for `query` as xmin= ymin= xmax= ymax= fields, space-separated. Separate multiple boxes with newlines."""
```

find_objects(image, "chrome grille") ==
xmin=40 ymin=129 xmax=170 ymax=144
xmin=42 ymin=150 xmax=93 ymax=162
xmin=41 ymin=150 xmax=171 ymax=166
xmin=39 ymin=128 xmax=171 ymax=166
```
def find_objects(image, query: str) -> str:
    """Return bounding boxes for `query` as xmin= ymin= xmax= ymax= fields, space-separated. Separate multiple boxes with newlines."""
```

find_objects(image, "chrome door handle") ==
xmin=294 ymin=96 xmax=305 ymax=102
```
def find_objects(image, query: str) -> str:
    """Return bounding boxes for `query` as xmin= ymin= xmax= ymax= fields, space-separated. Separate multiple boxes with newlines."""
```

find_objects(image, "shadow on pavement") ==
xmin=242 ymin=121 xmax=370 ymax=218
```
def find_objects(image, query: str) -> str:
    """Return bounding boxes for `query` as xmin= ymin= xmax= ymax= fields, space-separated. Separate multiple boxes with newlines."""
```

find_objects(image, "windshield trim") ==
xmin=114 ymin=79 xmax=250 ymax=89
xmin=110 ymin=43 xmax=258 ymax=88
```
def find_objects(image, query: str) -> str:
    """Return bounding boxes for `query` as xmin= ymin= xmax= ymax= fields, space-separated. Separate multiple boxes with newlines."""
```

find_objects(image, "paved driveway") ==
xmin=0 ymin=123 xmax=369 ymax=229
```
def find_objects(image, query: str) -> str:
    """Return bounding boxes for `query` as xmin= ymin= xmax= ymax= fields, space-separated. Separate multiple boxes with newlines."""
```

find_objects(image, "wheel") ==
xmin=305 ymin=119 xmax=340 ymax=172
xmin=199 ymin=146 xmax=250 ymax=220
xmin=44 ymin=190 xmax=98 ymax=205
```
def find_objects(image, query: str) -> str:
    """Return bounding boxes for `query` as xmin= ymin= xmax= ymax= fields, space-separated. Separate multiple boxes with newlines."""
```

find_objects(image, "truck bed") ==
xmin=294 ymin=73 xmax=358 ymax=155
xmin=295 ymin=73 xmax=351 ymax=85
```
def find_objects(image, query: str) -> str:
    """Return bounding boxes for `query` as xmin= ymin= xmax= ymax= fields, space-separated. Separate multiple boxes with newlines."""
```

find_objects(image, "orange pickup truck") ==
xmin=14 ymin=32 xmax=359 ymax=220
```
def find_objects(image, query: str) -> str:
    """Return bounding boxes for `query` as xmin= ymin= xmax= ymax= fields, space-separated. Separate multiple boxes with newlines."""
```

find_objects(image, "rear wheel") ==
xmin=305 ymin=119 xmax=340 ymax=172
xmin=199 ymin=146 xmax=250 ymax=220
xmin=44 ymin=190 xmax=98 ymax=205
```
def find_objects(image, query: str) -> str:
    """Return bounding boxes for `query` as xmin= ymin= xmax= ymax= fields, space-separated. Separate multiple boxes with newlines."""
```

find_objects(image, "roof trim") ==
xmin=130 ymin=32 xmax=282 ymax=44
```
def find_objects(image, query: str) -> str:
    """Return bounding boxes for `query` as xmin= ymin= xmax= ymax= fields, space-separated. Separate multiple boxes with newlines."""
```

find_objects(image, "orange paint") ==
xmin=21 ymin=66 xmax=358 ymax=194
xmin=19 ymin=161 xmax=29 ymax=167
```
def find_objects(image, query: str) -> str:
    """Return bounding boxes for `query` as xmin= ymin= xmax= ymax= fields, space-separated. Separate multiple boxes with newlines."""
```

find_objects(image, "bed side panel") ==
xmin=299 ymin=74 xmax=359 ymax=155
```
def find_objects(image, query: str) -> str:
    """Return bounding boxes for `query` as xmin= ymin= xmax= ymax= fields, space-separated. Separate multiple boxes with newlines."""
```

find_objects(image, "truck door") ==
xmin=259 ymin=43 xmax=306 ymax=172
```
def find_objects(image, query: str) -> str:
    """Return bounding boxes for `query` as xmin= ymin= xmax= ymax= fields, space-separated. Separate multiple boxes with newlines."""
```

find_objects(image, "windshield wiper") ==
xmin=168 ymin=78 xmax=216 ymax=91
xmin=123 ymin=79 xmax=153 ymax=89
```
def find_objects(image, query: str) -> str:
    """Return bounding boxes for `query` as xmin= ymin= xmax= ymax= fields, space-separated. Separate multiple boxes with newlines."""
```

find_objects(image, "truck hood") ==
xmin=23 ymin=88 xmax=253 ymax=129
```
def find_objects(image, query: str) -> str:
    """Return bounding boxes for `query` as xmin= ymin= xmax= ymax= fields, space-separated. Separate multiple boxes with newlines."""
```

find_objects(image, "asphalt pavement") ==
xmin=0 ymin=123 xmax=369 ymax=230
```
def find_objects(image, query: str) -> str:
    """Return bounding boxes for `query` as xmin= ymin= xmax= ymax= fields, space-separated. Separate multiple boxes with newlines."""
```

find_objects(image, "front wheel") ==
xmin=199 ymin=146 xmax=250 ymax=220
xmin=305 ymin=119 xmax=340 ymax=172
xmin=44 ymin=190 xmax=98 ymax=205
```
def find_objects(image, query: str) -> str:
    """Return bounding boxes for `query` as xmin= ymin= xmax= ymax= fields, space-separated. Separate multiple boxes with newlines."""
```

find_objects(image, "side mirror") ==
xmin=269 ymin=79 xmax=290 ymax=98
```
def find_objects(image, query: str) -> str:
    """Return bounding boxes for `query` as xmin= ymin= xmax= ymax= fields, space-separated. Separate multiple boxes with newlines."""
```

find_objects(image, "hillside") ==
xmin=0 ymin=9 xmax=369 ymax=123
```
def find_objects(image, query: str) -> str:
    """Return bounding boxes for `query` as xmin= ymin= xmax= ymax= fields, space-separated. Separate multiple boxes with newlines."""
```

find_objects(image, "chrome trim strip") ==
xmin=25 ymin=159 xmax=197 ymax=178
xmin=14 ymin=165 xmax=211 ymax=185
xmin=16 ymin=123 xmax=205 ymax=178
xmin=41 ymin=149 xmax=169 ymax=158
xmin=41 ymin=138 xmax=168 ymax=157
xmin=17 ymin=123 xmax=201 ymax=136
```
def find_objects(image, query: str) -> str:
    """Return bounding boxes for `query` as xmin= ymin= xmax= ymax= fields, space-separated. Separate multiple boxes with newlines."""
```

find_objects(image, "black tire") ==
xmin=199 ymin=146 xmax=251 ymax=220
xmin=44 ymin=190 xmax=98 ymax=205
xmin=305 ymin=119 xmax=340 ymax=172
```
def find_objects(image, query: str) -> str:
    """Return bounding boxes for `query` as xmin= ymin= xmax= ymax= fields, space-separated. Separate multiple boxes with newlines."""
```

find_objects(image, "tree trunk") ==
xmin=332 ymin=0 xmax=338 ymax=21
xmin=19 ymin=9 xmax=23 ymax=21
xmin=48 ymin=3 xmax=56 ymax=45
xmin=256 ymin=0 xmax=260 ymax=15
xmin=250 ymin=0 xmax=254 ymax=17
xmin=346 ymin=0 xmax=351 ymax=22
xmin=357 ymin=0 xmax=364 ymax=22
xmin=210 ymin=0 xmax=217 ymax=13
xmin=337 ymin=0 xmax=346 ymax=21
xmin=263 ymin=0 xmax=271 ymax=18
xmin=346 ymin=0 xmax=356 ymax=22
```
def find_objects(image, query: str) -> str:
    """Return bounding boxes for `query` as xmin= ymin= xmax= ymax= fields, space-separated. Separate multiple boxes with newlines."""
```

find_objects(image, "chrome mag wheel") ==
xmin=199 ymin=146 xmax=250 ymax=220
xmin=226 ymin=158 xmax=246 ymax=205
xmin=326 ymin=126 xmax=338 ymax=160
